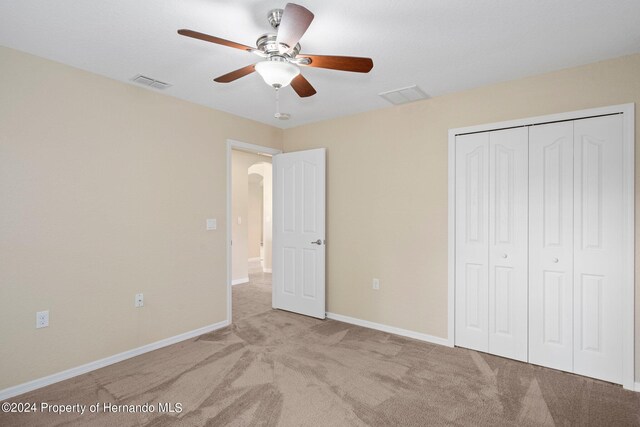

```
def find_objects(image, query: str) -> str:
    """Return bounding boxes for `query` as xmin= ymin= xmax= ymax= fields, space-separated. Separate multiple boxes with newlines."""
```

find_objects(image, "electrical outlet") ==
xmin=372 ymin=278 xmax=380 ymax=290
xmin=135 ymin=293 xmax=144 ymax=308
xmin=36 ymin=310 xmax=49 ymax=328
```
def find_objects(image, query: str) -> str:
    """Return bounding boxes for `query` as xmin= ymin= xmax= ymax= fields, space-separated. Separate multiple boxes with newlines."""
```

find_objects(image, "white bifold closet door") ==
xmin=455 ymin=128 xmax=528 ymax=361
xmin=529 ymin=121 xmax=574 ymax=372
xmin=528 ymin=115 xmax=624 ymax=384
xmin=573 ymin=115 xmax=624 ymax=383
xmin=455 ymin=132 xmax=489 ymax=352
xmin=488 ymin=128 xmax=528 ymax=361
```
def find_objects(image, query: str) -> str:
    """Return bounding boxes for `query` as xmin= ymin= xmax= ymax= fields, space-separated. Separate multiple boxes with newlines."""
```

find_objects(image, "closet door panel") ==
xmin=488 ymin=127 xmax=528 ymax=361
xmin=529 ymin=122 xmax=574 ymax=372
xmin=573 ymin=115 xmax=623 ymax=384
xmin=455 ymin=133 xmax=489 ymax=352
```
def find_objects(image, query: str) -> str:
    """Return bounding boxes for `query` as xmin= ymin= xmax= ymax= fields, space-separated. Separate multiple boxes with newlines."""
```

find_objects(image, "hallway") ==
xmin=232 ymin=259 xmax=272 ymax=322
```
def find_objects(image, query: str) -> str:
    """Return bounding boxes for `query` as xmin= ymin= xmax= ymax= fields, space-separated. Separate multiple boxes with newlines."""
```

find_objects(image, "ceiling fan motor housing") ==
xmin=256 ymin=33 xmax=300 ymax=58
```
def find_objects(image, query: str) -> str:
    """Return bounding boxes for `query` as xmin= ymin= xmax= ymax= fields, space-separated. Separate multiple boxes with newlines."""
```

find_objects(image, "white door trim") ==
xmin=226 ymin=139 xmax=282 ymax=324
xmin=447 ymin=103 xmax=635 ymax=390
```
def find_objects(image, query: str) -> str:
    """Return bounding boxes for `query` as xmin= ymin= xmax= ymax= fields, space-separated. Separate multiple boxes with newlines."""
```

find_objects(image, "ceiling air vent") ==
xmin=131 ymin=74 xmax=172 ymax=90
xmin=378 ymin=85 xmax=429 ymax=105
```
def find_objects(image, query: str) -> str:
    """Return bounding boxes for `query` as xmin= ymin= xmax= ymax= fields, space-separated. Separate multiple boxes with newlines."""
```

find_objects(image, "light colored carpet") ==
xmin=1 ymin=265 xmax=639 ymax=426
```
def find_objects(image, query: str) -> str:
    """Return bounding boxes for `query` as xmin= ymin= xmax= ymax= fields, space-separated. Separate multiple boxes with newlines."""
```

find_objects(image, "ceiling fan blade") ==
xmin=276 ymin=3 xmax=314 ymax=54
xmin=290 ymin=74 xmax=317 ymax=98
xmin=213 ymin=64 xmax=256 ymax=83
xmin=178 ymin=29 xmax=253 ymax=52
xmin=297 ymin=54 xmax=374 ymax=73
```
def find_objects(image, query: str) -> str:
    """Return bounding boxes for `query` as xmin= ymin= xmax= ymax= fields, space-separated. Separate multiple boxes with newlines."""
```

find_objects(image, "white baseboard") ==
xmin=325 ymin=312 xmax=451 ymax=348
xmin=231 ymin=277 xmax=249 ymax=286
xmin=263 ymin=268 xmax=272 ymax=273
xmin=634 ymin=382 xmax=640 ymax=392
xmin=0 ymin=319 xmax=229 ymax=401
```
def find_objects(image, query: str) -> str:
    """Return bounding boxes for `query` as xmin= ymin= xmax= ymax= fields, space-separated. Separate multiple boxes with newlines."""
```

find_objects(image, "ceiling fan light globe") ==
xmin=255 ymin=60 xmax=300 ymax=88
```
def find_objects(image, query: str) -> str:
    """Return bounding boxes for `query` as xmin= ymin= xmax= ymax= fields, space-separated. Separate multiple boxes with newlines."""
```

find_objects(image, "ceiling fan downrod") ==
xmin=267 ymin=9 xmax=284 ymax=29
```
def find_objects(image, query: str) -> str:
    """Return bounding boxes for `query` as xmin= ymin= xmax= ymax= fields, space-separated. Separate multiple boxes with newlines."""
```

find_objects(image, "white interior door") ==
xmin=573 ymin=115 xmax=624 ymax=384
xmin=455 ymin=133 xmax=489 ymax=352
xmin=488 ymin=127 xmax=528 ymax=361
xmin=272 ymin=148 xmax=326 ymax=319
xmin=529 ymin=121 xmax=574 ymax=372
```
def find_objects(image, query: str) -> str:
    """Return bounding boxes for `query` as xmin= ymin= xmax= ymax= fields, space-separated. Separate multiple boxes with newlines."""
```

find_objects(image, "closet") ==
xmin=452 ymin=107 xmax=632 ymax=386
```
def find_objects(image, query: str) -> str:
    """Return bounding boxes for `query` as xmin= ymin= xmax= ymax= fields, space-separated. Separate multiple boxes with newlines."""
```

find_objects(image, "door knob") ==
xmin=311 ymin=239 xmax=323 ymax=245
xmin=502 ymin=253 xmax=508 ymax=259
xmin=552 ymin=257 xmax=559 ymax=263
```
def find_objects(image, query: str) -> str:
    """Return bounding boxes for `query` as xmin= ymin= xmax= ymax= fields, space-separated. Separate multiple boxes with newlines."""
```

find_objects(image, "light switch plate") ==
xmin=206 ymin=218 xmax=217 ymax=230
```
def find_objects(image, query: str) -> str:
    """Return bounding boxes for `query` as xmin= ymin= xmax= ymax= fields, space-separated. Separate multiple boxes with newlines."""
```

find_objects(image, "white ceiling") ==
xmin=1 ymin=0 xmax=639 ymax=129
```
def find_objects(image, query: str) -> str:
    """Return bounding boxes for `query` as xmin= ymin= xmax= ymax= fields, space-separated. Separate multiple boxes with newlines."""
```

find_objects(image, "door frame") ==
xmin=226 ymin=139 xmax=282 ymax=324
xmin=447 ymin=103 xmax=635 ymax=390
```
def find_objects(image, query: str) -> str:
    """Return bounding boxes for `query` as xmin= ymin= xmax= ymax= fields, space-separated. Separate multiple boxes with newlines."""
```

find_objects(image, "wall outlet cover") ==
xmin=36 ymin=310 xmax=49 ymax=328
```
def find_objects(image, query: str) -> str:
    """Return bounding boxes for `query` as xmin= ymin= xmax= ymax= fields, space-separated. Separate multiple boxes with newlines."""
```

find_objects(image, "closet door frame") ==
xmin=447 ymin=103 xmax=635 ymax=390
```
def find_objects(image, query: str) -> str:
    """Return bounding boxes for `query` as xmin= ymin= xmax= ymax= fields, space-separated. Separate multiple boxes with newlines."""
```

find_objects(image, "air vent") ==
xmin=378 ymin=85 xmax=429 ymax=105
xmin=131 ymin=75 xmax=172 ymax=90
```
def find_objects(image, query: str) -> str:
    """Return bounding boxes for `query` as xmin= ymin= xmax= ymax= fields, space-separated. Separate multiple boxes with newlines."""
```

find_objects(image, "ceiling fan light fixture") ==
xmin=178 ymin=3 xmax=374 ymax=98
xmin=255 ymin=59 xmax=300 ymax=88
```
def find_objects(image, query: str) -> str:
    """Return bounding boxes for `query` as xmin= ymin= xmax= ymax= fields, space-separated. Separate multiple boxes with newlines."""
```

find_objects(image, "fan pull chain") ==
xmin=273 ymin=88 xmax=290 ymax=120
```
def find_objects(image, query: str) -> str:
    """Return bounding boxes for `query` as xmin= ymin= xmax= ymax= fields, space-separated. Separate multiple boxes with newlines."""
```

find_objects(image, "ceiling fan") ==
xmin=177 ymin=3 xmax=373 ymax=98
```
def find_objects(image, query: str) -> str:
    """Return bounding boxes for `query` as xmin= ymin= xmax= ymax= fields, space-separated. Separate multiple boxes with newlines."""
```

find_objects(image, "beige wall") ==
xmin=231 ymin=151 xmax=270 ymax=281
xmin=248 ymin=176 xmax=263 ymax=259
xmin=254 ymin=162 xmax=273 ymax=273
xmin=282 ymin=53 xmax=640 ymax=380
xmin=0 ymin=46 xmax=282 ymax=390
xmin=2 ymin=44 xmax=640 ymax=391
